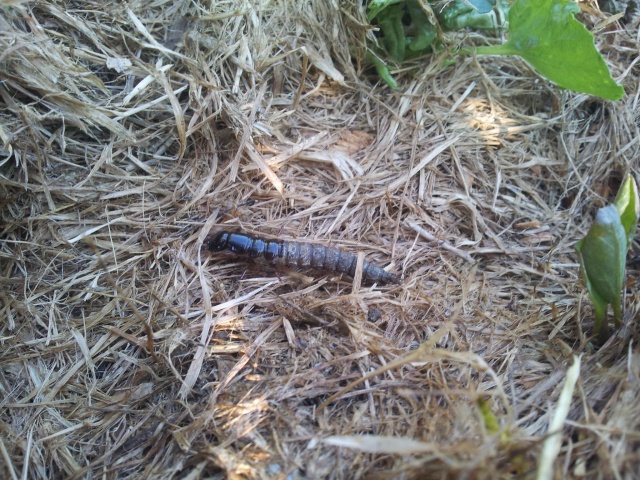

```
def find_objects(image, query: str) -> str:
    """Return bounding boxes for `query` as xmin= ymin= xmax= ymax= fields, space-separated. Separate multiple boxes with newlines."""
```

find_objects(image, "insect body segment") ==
xmin=208 ymin=231 xmax=401 ymax=285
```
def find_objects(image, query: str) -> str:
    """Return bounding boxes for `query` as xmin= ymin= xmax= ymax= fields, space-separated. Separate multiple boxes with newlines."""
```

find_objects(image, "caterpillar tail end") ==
xmin=382 ymin=272 xmax=402 ymax=285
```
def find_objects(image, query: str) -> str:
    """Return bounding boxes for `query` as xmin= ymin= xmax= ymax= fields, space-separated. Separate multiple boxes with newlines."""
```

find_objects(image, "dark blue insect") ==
xmin=208 ymin=231 xmax=401 ymax=285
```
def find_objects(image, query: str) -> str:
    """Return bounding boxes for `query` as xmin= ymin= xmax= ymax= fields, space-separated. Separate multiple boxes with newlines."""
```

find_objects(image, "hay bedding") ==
xmin=0 ymin=0 xmax=639 ymax=478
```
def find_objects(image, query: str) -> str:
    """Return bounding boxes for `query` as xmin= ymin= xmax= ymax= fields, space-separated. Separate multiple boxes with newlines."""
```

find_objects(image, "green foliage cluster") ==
xmin=367 ymin=0 xmax=634 ymax=343
xmin=367 ymin=0 xmax=624 ymax=100
xmin=575 ymin=176 xmax=640 ymax=342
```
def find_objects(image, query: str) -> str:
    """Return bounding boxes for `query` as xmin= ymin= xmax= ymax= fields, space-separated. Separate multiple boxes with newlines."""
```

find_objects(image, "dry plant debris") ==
xmin=1 ymin=1 xmax=639 ymax=479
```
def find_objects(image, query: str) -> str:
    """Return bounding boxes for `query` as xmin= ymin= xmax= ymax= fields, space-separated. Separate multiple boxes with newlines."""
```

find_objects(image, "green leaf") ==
xmin=378 ymin=5 xmax=406 ymax=62
xmin=575 ymin=205 xmax=627 ymax=341
xmin=406 ymin=0 xmax=437 ymax=52
xmin=368 ymin=0 xmax=403 ymax=22
xmin=439 ymin=0 xmax=475 ymax=31
xmin=477 ymin=397 xmax=500 ymax=435
xmin=613 ymin=174 xmax=640 ymax=249
xmin=474 ymin=0 xmax=625 ymax=101
xmin=366 ymin=50 xmax=399 ymax=89
xmin=470 ymin=0 xmax=501 ymax=15
xmin=439 ymin=0 xmax=508 ymax=31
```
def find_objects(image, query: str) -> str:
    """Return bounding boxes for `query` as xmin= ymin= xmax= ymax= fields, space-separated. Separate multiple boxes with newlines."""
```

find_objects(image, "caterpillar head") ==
xmin=208 ymin=231 xmax=230 ymax=252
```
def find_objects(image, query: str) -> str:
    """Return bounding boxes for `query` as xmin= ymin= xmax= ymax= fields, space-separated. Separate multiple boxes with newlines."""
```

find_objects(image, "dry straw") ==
xmin=1 ymin=1 xmax=639 ymax=478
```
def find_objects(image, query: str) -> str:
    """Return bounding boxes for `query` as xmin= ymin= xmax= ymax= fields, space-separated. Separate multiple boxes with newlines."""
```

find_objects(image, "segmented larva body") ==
xmin=208 ymin=231 xmax=401 ymax=285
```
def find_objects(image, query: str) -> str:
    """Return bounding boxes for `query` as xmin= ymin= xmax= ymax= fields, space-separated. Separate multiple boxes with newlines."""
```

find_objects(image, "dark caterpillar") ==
xmin=208 ymin=231 xmax=401 ymax=285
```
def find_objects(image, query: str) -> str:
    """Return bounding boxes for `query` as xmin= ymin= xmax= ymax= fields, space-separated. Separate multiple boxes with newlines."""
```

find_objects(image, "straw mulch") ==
xmin=1 ymin=1 xmax=639 ymax=478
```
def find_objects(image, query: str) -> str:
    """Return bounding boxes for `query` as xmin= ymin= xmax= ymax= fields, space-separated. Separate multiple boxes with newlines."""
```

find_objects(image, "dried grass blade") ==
xmin=537 ymin=355 xmax=582 ymax=480
xmin=388 ymin=135 xmax=460 ymax=191
xmin=179 ymin=281 xmax=278 ymax=396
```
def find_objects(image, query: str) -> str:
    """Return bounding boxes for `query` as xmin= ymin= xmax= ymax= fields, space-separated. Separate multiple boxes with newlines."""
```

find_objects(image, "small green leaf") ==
xmin=575 ymin=238 xmax=608 ymax=339
xmin=470 ymin=0 xmax=500 ymax=15
xmin=478 ymin=397 xmax=500 ymax=435
xmin=474 ymin=0 xmax=625 ymax=101
xmin=613 ymin=175 xmax=640 ymax=249
xmin=406 ymin=0 xmax=437 ymax=52
xmin=439 ymin=0 xmax=508 ymax=31
xmin=575 ymin=205 xmax=627 ymax=341
xmin=368 ymin=0 xmax=403 ymax=22
xmin=439 ymin=0 xmax=475 ymax=31
xmin=378 ymin=5 xmax=406 ymax=62
xmin=366 ymin=50 xmax=399 ymax=90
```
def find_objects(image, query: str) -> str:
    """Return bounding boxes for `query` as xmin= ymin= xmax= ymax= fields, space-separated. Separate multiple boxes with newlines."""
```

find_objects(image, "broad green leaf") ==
xmin=575 ymin=205 xmax=627 ymax=341
xmin=613 ymin=174 xmax=640 ymax=248
xmin=474 ymin=0 xmax=625 ymax=101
